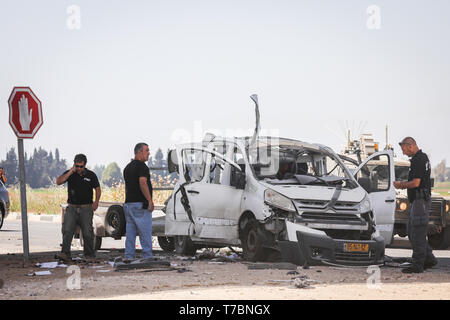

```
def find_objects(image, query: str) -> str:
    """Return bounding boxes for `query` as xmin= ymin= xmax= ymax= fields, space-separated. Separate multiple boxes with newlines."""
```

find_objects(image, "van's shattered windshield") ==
xmin=247 ymin=141 xmax=357 ymax=189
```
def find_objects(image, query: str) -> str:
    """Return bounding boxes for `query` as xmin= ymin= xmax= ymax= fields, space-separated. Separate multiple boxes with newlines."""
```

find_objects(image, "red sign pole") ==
xmin=17 ymin=138 xmax=30 ymax=262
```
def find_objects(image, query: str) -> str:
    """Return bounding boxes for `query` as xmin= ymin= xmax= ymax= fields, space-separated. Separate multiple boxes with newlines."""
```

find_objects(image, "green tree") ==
xmin=0 ymin=147 xmax=19 ymax=186
xmin=433 ymin=159 xmax=446 ymax=182
xmin=101 ymin=162 xmax=123 ymax=187
xmin=92 ymin=164 xmax=106 ymax=181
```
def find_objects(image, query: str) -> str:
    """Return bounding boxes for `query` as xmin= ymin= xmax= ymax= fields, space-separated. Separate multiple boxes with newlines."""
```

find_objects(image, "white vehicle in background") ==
xmin=163 ymin=95 xmax=396 ymax=266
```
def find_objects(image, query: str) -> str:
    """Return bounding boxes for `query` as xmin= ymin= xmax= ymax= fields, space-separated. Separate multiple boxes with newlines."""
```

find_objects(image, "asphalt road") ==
xmin=2 ymin=219 xmax=450 ymax=266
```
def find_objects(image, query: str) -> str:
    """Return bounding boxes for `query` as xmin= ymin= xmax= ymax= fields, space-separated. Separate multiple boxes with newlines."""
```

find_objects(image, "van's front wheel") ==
xmin=241 ymin=219 xmax=271 ymax=262
xmin=174 ymin=235 xmax=197 ymax=256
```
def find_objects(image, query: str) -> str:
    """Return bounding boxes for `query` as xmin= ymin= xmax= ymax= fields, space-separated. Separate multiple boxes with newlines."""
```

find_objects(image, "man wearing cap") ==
xmin=56 ymin=154 xmax=101 ymax=261
xmin=394 ymin=137 xmax=437 ymax=273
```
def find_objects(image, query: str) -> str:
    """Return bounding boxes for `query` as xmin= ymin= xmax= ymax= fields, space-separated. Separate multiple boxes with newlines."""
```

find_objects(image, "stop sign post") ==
xmin=8 ymin=87 xmax=43 ymax=262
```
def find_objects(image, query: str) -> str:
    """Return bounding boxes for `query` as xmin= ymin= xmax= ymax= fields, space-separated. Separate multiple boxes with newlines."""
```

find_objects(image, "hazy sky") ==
xmin=1 ymin=0 xmax=449 ymax=171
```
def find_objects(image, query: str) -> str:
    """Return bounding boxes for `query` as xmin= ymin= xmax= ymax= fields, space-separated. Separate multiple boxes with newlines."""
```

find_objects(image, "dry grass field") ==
xmin=8 ymin=182 xmax=173 ymax=214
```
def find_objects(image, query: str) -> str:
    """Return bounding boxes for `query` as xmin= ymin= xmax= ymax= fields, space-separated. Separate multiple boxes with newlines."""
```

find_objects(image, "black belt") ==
xmin=68 ymin=204 xmax=92 ymax=208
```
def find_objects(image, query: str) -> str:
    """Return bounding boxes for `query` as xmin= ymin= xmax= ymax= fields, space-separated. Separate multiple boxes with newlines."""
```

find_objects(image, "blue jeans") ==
xmin=123 ymin=202 xmax=152 ymax=259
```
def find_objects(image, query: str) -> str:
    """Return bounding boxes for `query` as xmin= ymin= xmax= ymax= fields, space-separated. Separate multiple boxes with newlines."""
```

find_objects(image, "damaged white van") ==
xmin=164 ymin=96 xmax=396 ymax=266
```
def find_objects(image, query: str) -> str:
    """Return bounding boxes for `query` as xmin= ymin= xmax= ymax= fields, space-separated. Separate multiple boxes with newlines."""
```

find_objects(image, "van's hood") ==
xmin=260 ymin=182 xmax=366 ymax=203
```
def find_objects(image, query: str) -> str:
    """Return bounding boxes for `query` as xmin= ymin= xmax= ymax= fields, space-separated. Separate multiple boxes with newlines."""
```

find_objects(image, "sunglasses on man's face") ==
xmin=75 ymin=165 xmax=85 ymax=168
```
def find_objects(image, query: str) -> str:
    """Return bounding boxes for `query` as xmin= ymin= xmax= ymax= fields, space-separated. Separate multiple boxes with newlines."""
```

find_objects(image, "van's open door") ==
xmin=176 ymin=145 xmax=243 ymax=238
xmin=354 ymin=150 xmax=396 ymax=245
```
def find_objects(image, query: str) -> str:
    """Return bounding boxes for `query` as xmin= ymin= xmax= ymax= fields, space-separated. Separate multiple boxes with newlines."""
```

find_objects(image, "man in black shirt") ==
xmin=394 ymin=137 xmax=437 ymax=273
xmin=123 ymin=143 xmax=154 ymax=260
xmin=56 ymin=154 xmax=101 ymax=261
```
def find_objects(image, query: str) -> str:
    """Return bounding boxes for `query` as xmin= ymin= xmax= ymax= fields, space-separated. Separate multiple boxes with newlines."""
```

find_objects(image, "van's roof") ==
xmin=216 ymin=136 xmax=322 ymax=151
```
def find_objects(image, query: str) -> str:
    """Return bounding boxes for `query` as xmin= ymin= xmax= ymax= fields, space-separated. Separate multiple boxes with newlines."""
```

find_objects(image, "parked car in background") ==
xmin=0 ymin=180 xmax=11 ymax=229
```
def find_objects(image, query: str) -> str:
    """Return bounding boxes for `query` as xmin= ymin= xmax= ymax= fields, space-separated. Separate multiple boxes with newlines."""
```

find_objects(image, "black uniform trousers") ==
xmin=407 ymin=199 xmax=435 ymax=270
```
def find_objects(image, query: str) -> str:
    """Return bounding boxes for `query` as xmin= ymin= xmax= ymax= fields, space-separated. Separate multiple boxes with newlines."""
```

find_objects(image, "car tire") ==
xmin=240 ymin=219 xmax=271 ymax=262
xmin=0 ymin=213 xmax=3 ymax=230
xmin=158 ymin=236 xmax=175 ymax=252
xmin=174 ymin=235 xmax=197 ymax=256
xmin=428 ymin=227 xmax=450 ymax=250
xmin=105 ymin=205 xmax=126 ymax=238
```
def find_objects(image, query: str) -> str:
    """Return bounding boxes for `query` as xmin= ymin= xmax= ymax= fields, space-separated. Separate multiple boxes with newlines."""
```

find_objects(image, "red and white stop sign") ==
xmin=8 ymin=87 xmax=43 ymax=139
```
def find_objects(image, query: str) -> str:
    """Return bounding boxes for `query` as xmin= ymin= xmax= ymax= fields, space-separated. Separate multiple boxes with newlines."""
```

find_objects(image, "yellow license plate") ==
xmin=344 ymin=243 xmax=369 ymax=253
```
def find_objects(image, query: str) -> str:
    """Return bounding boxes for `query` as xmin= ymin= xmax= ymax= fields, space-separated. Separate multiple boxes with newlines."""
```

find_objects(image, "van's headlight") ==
xmin=264 ymin=189 xmax=296 ymax=212
xmin=446 ymin=201 xmax=449 ymax=214
xmin=358 ymin=195 xmax=371 ymax=213
xmin=397 ymin=200 xmax=408 ymax=212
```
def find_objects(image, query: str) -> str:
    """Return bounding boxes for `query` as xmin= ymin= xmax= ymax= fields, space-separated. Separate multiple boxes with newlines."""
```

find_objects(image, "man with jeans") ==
xmin=123 ymin=143 xmax=154 ymax=260
xmin=56 ymin=154 xmax=101 ymax=261
xmin=394 ymin=137 xmax=437 ymax=273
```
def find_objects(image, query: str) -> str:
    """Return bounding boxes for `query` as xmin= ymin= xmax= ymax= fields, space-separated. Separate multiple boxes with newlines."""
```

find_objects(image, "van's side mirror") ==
xmin=431 ymin=178 xmax=435 ymax=188
xmin=168 ymin=150 xmax=179 ymax=173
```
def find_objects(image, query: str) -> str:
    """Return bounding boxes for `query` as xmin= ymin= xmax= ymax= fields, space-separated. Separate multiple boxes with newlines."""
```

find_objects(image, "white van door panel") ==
xmin=176 ymin=146 xmax=243 ymax=239
xmin=355 ymin=150 xmax=396 ymax=245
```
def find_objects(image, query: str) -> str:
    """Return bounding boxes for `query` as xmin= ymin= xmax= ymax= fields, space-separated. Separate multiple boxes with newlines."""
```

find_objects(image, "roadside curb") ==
xmin=6 ymin=212 xmax=61 ymax=223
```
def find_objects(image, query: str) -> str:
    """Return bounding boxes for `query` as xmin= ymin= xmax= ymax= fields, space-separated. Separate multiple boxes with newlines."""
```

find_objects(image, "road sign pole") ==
xmin=17 ymin=138 xmax=30 ymax=261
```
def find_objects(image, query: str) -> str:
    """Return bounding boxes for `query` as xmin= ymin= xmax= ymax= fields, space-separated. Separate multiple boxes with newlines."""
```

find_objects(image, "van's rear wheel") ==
xmin=158 ymin=236 xmax=175 ymax=252
xmin=241 ymin=219 xmax=271 ymax=262
xmin=175 ymin=235 xmax=197 ymax=256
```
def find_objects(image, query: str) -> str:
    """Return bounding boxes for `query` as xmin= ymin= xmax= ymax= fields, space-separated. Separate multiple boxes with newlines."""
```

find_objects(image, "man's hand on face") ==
xmin=148 ymin=201 xmax=154 ymax=213
xmin=93 ymin=201 xmax=99 ymax=211
xmin=69 ymin=166 xmax=77 ymax=175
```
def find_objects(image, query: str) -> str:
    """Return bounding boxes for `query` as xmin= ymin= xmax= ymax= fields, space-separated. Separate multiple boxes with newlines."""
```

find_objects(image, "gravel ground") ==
xmin=2 ymin=219 xmax=450 ymax=300
xmin=1 ymin=248 xmax=450 ymax=300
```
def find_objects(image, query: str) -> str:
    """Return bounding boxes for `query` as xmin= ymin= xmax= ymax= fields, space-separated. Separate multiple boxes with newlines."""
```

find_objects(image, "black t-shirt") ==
xmin=123 ymin=160 xmax=153 ymax=206
xmin=63 ymin=169 xmax=100 ymax=205
xmin=407 ymin=149 xmax=431 ymax=202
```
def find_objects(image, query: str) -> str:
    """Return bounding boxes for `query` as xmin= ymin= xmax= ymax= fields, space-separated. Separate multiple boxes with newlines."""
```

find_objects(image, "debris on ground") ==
xmin=197 ymin=249 xmax=240 ymax=263
xmin=293 ymin=275 xmax=317 ymax=289
xmin=36 ymin=262 xmax=59 ymax=269
xmin=287 ymin=271 xmax=299 ymax=275
xmin=246 ymin=262 xmax=297 ymax=270
xmin=114 ymin=258 xmax=171 ymax=271
xmin=177 ymin=267 xmax=192 ymax=273
xmin=197 ymin=250 xmax=216 ymax=260
xmin=175 ymin=256 xmax=196 ymax=261
xmin=27 ymin=270 xmax=52 ymax=276
xmin=266 ymin=279 xmax=292 ymax=284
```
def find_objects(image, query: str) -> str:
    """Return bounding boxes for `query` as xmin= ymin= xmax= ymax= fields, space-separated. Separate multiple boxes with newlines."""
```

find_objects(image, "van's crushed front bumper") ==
xmin=278 ymin=221 xmax=385 ymax=266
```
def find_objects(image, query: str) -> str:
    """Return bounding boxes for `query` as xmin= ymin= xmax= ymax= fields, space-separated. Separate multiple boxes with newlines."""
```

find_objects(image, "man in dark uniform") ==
xmin=394 ymin=137 xmax=437 ymax=273
xmin=56 ymin=154 xmax=101 ymax=261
